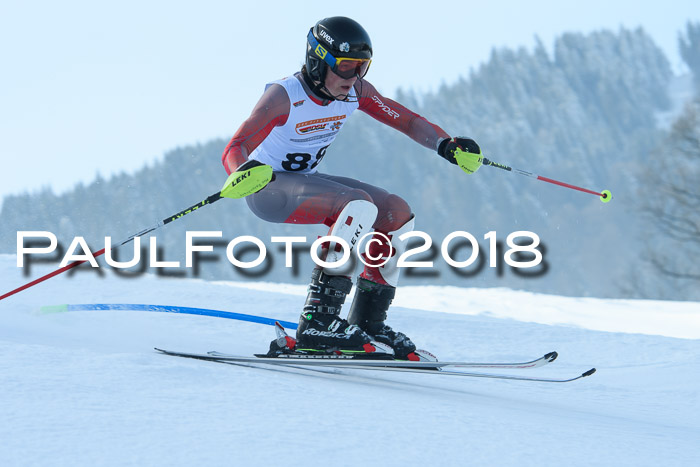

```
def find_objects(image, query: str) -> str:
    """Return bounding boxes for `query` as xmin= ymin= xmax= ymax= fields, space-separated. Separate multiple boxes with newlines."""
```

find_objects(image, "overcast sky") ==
xmin=1 ymin=0 xmax=698 ymax=206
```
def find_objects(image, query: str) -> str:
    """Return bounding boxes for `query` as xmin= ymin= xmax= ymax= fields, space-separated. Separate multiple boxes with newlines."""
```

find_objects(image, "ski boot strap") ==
xmin=303 ymin=269 xmax=353 ymax=315
xmin=347 ymin=277 xmax=396 ymax=331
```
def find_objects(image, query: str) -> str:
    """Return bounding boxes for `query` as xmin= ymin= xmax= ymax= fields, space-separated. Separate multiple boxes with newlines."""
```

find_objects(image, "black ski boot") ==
xmin=293 ymin=269 xmax=391 ymax=356
xmin=346 ymin=277 xmax=418 ymax=360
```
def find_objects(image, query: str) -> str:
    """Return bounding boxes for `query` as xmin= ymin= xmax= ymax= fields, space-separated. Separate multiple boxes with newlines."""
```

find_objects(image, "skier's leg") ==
xmin=313 ymin=176 xmax=420 ymax=359
xmin=246 ymin=172 xmax=376 ymax=226
xmin=295 ymin=198 xmax=388 ymax=353
xmin=247 ymin=173 xmax=389 ymax=354
xmin=308 ymin=173 xmax=413 ymax=283
xmin=346 ymin=217 xmax=419 ymax=359
xmin=312 ymin=173 xmax=412 ymax=234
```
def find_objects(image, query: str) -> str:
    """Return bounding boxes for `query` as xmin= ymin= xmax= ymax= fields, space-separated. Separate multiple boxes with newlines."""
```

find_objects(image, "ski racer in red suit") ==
xmin=222 ymin=16 xmax=483 ymax=360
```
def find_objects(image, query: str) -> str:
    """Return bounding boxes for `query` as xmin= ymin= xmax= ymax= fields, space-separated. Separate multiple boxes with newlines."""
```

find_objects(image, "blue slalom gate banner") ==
xmin=40 ymin=303 xmax=299 ymax=330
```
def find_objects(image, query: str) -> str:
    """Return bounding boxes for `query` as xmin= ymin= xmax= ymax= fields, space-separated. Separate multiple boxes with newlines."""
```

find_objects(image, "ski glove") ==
xmin=437 ymin=137 xmax=483 ymax=175
xmin=220 ymin=159 xmax=275 ymax=199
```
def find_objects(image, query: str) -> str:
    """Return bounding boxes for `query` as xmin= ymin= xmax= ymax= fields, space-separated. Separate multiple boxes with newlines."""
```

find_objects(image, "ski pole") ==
xmin=0 ymin=192 xmax=223 ymax=302
xmin=482 ymin=157 xmax=612 ymax=203
xmin=0 ymin=161 xmax=273 ymax=302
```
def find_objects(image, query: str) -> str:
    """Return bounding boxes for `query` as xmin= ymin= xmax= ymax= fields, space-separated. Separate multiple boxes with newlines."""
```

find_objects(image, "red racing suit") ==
xmin=222 ymin=73 xmax=449 ymax=174
xmin=221 ymin=72 xmax=451 ymax=285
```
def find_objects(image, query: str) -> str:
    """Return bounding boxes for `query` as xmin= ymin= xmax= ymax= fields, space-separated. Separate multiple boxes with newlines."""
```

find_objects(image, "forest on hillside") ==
xmin=2 ymin=24 xmax=699 ymax=300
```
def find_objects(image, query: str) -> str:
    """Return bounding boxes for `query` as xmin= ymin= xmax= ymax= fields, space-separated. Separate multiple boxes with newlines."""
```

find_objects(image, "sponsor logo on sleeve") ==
xmin=371 ymin=96 xmax=400 ymax=119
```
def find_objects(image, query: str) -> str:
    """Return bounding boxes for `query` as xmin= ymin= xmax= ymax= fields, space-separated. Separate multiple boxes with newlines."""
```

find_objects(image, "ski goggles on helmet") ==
xmin=307 ymin=30 xmax=372 ymax=79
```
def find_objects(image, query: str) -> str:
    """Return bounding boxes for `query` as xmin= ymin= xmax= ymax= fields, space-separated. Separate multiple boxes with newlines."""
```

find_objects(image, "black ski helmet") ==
xmin=305 ymin=17 xmax=373 ymax=82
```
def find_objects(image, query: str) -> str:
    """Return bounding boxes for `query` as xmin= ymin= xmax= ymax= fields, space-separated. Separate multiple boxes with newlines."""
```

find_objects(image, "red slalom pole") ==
xmin=0 ymin=191 xmax=223 ymax=302
xmin=481 ymin=157 xmax=612 ymax=203
xmin=0 ymin=248 xmax=106 ymax=301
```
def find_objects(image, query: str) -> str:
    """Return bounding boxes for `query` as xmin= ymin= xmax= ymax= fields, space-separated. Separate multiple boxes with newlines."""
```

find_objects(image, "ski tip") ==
xmin=544 ymin=351 xmax=558 ymax=362
xmin=582 ymin=368 xmax=597 ymax=378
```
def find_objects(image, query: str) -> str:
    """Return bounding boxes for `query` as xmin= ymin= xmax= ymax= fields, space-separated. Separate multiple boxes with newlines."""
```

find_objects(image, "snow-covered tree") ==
xmin=641 ymin=97 xmax=700 ymax=296
xmin=679 ymin=21 xmax=700 ymax=89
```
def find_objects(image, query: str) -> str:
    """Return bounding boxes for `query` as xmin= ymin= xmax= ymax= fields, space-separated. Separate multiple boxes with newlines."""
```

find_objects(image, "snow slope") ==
xmin=1 ymin=254 xmax=699 ymax=467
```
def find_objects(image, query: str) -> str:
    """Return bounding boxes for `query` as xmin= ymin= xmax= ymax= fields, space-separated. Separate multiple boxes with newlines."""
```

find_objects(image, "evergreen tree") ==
xmin=0 ymin=26 xmax=681 ymax=298
xmin=638 ymin=96 xmax=700 ymax=299
xmin=679 ymin=21 xmax=700 ymax=89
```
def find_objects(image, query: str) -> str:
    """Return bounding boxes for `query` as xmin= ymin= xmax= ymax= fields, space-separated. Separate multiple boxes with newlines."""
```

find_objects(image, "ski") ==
xmin=205 ymin=350 xmax=559 ymax=370
xmin=215 ymin=321 xmax=557 ymax=369
xmin=153 ymin=321 xmax=595 ymax=383
xmin=155 ymin=348 xmax=595 ymax=383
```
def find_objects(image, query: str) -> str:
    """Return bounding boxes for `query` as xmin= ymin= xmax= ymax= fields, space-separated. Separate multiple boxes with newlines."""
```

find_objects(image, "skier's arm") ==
xmin=356 ymin=79 xmax=449 ymax=151
xmin=222 ymin=84 xmax=291 ymax=175
xmin=356 ymin=79 xmax=482 ymax=174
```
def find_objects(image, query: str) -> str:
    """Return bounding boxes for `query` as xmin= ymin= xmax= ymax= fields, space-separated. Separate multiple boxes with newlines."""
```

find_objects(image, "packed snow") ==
xmin=1 ymin=254 xmax=699 ymax=466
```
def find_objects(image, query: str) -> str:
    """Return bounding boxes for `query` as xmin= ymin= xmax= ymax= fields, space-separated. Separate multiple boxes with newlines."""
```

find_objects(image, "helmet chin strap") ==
xmin=301 ymin=68 xmax=361 ymax=103
xmin=315 ymin=82 xmax=339 ymax=102
xmin=301 ymin=68 xmax=334 ymax=102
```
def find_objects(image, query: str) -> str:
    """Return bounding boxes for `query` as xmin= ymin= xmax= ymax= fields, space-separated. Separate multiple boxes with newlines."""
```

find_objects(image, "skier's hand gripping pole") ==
xmin=437 ymin=137 xmax=483 ymax=175
xmin=220 ymin=160 xmax=274 ymax=199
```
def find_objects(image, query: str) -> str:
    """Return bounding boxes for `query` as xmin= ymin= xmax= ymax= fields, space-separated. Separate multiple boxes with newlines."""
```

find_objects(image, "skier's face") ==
xmin=324 ymin=68 xmax=357 ymax=100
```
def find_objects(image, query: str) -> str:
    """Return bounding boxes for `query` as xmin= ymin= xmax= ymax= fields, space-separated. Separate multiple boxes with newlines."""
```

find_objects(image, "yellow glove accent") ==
xmin=453 ymin=148 xmax=483 ymax=175
xmin=220 ymin=163 xmax=273 ymax=199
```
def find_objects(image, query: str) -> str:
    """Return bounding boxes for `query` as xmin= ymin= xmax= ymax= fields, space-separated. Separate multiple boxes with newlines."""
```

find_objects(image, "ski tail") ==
xmin=274 ymin=321 xmax=297 ymax=350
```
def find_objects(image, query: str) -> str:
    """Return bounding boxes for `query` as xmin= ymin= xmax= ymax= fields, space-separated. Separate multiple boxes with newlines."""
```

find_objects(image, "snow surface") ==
xmin=1 ymin=254 xmax=699 ymax=466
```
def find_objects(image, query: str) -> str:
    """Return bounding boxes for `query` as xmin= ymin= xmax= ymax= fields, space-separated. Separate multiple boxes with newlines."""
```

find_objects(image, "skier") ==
xmin=221 ymin=16 xmax=482 ymax=360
